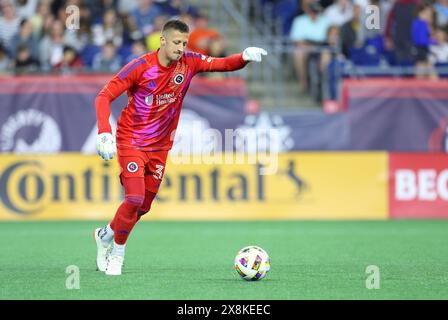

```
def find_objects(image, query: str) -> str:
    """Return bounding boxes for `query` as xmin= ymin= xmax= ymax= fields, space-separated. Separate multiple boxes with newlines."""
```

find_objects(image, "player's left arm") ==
xmin=193 ymin=47 xmax=268 ymax=73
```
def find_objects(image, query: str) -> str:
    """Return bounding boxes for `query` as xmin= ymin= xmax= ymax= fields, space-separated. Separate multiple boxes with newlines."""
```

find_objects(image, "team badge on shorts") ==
xmin=127 ymin=162 xmax=138 ymax=173
xmin=174 ymin=73 xmax=184 ymax=85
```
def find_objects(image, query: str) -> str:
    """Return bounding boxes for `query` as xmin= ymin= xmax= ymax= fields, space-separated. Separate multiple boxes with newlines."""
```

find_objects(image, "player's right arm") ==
xmin=95 ymin=57 xmax=146 ymax=160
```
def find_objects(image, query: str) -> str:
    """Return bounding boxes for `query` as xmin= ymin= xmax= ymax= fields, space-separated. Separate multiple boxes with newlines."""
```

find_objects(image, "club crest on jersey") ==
xmin=127 ymin=162 xmax=138 ymax=173
xmin=174 ymin=73 xmax=184 ymax=85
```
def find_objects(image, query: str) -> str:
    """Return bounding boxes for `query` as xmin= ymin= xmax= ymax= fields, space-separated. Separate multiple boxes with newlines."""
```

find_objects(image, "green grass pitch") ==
xmin=1 ymin=220 xmax=448 ymax=300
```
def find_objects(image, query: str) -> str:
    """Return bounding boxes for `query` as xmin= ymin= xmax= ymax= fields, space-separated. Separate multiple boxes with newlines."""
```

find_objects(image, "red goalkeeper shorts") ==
xmin=117 ymin=148 xmax=169 ymax=194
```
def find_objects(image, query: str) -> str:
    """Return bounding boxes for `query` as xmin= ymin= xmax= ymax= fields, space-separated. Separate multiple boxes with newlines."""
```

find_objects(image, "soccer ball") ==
xmin=234 ymin=246 xmax=270 ymax=281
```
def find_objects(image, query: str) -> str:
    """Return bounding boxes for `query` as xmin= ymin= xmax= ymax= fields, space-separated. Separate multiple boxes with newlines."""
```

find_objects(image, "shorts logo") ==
xmin=174 ymin=73 xmax=184 ymax=85
xmin=127 ymin=162 xmax=138 ymax=173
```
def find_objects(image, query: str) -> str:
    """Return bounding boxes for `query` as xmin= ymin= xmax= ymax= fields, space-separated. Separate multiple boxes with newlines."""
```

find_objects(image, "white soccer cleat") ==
xmin=105 ymin=254 xmax=124 ymax=276
xmin=94 ymin=228 xmax=112 ymax=272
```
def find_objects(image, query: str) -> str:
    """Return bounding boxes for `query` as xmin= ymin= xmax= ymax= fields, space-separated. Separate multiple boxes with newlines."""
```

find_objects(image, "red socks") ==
xmin=110 ymin=177 xmax=157 ymax=245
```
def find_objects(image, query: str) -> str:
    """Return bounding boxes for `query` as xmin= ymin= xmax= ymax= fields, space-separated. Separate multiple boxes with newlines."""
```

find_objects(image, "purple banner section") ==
xmin=0 ymin=75 xmax=351 ymax=153
xmin=0 ymin=76 xmax=246 ymax=154
xmin=343 ymin=79 xmax=448 ymax=152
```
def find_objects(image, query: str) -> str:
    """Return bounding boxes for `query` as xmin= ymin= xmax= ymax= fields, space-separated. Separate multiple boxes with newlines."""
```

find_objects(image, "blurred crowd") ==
xmin=261 ymin=0 xmax=448 ymax=100
xmin=0 ymin=0 xmax=227 ymax=75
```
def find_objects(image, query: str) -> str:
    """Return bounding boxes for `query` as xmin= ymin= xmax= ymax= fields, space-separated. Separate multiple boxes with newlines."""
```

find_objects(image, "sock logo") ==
xmin=127 ymin=162 xmax=138 ymax=173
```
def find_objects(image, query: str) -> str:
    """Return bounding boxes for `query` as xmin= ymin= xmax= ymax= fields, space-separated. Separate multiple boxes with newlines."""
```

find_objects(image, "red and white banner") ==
xmin=389 ymin=153 xmax=448 ymax=218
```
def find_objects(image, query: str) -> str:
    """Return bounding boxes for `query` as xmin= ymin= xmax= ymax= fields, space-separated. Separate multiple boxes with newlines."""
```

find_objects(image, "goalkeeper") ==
xmin=93 ymin=19 xmax=267 ymax=276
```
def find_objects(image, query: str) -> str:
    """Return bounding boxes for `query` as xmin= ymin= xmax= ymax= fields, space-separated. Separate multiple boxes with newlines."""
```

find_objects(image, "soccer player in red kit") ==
xmin=93 ymin=19 xmax=267 ymax=275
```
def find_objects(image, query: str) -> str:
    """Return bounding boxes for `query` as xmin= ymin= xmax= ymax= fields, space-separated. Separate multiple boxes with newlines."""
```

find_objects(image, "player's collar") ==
xmin=155 ymin=49 xmax=177 ymax=71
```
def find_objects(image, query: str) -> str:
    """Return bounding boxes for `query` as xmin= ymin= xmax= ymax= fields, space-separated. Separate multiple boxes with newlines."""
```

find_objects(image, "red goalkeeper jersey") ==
xmin=95 ymin=50 xmax=248 ymax=151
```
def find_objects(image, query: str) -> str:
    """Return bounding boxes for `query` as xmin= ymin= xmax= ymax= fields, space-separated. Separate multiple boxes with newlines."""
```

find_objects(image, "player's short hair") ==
xmin=162 ymin=19 xmax=189 ymax=34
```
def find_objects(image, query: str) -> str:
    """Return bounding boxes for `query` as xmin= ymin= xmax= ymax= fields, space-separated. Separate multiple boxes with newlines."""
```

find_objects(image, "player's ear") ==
xmin=160 ymin=35 xmax=166 ymax=47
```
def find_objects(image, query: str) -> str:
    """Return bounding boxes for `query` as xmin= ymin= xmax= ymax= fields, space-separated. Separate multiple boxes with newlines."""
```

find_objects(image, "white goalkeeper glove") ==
xmin=242 ymin=47 xmax=268 ymax=62
xmin=96 ymin=132 xmax=116 ymax=161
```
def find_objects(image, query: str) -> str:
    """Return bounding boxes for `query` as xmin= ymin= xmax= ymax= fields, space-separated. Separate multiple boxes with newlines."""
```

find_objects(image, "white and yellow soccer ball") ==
xmin=234 ymin=246 xmax=270 ymax=281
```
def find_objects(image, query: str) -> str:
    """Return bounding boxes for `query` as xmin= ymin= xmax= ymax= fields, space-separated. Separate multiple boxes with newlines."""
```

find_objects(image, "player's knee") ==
xmin=124 ymin=195 xmax=145 ymax=210
xmin=137 ymin=204 xmax=152 ymax=217
xmin=137 ymin=209 xmax=148 ymax=219
xmin=137 ymin=191 xmax=156 ymax=218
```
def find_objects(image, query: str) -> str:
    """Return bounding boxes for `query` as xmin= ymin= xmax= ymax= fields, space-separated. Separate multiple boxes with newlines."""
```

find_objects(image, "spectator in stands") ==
xmin=29 ymin=0 xmax=52 ymax=38
xmin=85 ymin=0 xmax=118 ymax=25
xmin=323 ymin=0 xmax=353 ymax=27
xmin=411 ymin=3 xmax=438 ymax=78
xmin=208 ymin=37 xmax=227 ymax=58
xmin=92 ymin=40 xmax=121 ymax=72
xmin=118 ymin=0 xmax=139 ymax=15
xmin=14 ymin=43 xmax=39 ymax=74
xmin=178 ymin=11 xmax=195 ymax=30
xmin=321 ymin=25 xmax=341 ymax=101
xmin=15 ymin=0 xmax=38 ymax=19
xmin=145 ymin=14 xmax=167 ymax=52
xmin=290 ymin=1 xmax=330 ymax=93
xmin=430 ymin=28 xmax=448 ymax=64
xmin=188 ymin=12 xmax=224 ymax=56
xmin=159 ymin=0 xmax=198 ymax=18
xmin=434 ymin=0 xmax=448 ymax=28
xmin=131 ymin=0 xmax=162 ymax=35
xmin=40 ymin=11 xmax=55 ymax=40
xmin=385 ymin=0 xmax=420 ymax=64
xmin=91 ymin=8 xmax=123 ymax=47
xmin=10 ymin=18 xmax=39 ymax=60
xmin=0 ymin=43 xmax=12 ymax=73
xmin=339 ymin=2 xmax=364 ymax=59
xmin=39 ymin=19 xmax=66 ymax=71
xmin=125 ymin=38 xmax=146 ymax=62
xmin=0 ymin=0 xmax=21 ymax=54
xmin=73 ymin=19 xmax=94 ymax=52
xmin=122 ymin=13 xmax=143 ymax=45
xmin=53 ymin=45 xmax=84 ymax=74
xmin=272 ymin=0 xmax=300 ymax=35
xmin=294 ymin=0 xmax=316 ymax=17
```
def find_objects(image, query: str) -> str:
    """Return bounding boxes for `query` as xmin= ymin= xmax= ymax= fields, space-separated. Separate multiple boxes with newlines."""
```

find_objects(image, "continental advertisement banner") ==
xmin=0 ymin=153 xmax=388 ymax=220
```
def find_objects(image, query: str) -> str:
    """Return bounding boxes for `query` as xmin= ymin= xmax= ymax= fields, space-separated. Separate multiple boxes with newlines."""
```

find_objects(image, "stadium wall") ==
xmin=1 ymin=152 xmax=447 ymax=220
xmin=0 ymin=152 xmax=388 ymax=220
xmin=0 ymin=77 xmax=447 ymax=220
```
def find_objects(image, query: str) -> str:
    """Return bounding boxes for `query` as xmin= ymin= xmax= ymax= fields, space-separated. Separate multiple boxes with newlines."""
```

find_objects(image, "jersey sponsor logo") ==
xmin=184 ymin=52 xmax=202 ymax=59
xmin=153 ymin=164 xmax=164 ymax=180
xmin=145 ymin=94 xmax=153 ymax=105
xmin=156 ymin=92 xmax=176 ymax=105
xmin=174 ymin=73 xmax=184 ymax=85
xmin=127 ymin=162 xmax=138 ymax=173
